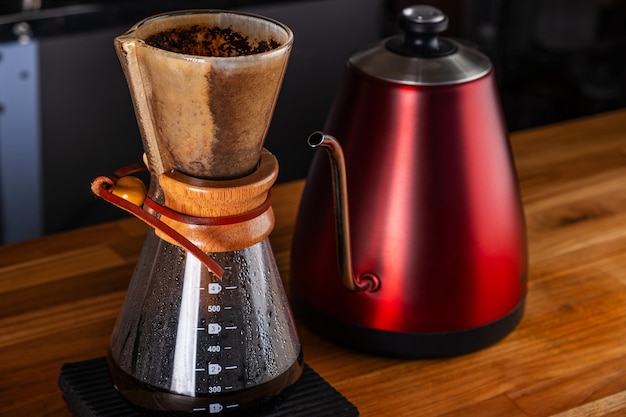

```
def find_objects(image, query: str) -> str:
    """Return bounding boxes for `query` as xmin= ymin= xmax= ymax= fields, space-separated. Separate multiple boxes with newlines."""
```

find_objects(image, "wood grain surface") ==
xmin=1 ymin=109 xmax=626 ymax=416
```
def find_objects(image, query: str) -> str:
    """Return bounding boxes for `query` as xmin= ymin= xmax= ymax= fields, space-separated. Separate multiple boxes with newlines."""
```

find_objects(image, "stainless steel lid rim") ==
xmin=350 ymin=37 xmax=492 ymax=86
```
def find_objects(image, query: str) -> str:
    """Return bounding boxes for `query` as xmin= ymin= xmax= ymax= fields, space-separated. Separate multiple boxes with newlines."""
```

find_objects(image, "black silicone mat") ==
xmin=58 ymin=357 xmax=359 ymax=417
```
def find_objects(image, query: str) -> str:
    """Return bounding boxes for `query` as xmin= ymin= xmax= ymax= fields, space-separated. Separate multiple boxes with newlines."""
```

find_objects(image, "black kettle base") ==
xmin=58 ymin=357 xmax=359 ymax=417
xmin=293 ymin=294 xmax=526 ymax=358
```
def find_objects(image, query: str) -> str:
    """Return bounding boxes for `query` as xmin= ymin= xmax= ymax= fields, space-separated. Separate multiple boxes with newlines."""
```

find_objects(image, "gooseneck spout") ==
xmin=307 ymin=132 xmax=380 ymax=293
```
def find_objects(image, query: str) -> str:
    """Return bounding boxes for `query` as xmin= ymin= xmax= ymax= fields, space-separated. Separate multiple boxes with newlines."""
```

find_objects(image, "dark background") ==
xmin=0 ymin=0 xmax=625 ymax=243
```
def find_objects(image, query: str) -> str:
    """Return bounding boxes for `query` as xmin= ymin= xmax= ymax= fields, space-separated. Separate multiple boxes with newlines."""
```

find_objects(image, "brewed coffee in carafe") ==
xmin=98 ymin=10 xmax=301 ymax=414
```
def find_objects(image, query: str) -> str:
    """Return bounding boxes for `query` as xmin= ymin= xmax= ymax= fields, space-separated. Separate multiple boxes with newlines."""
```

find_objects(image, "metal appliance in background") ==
xmin=291 ymin=5 xmax=528 ymax=357
xmin=91 ymin=10 xmax=302 ymax=414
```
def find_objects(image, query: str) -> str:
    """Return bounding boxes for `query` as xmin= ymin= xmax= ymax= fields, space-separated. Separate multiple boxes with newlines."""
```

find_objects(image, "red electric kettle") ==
xmin=290 ymin=5 xmax=527 ymax=357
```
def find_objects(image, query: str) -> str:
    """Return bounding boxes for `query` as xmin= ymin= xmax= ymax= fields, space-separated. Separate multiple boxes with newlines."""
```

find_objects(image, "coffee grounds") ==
xmin=145 ymin=25 xmax=280 ymax=57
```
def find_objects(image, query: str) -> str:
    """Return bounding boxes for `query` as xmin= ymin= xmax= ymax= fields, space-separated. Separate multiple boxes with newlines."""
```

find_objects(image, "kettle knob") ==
xmin=387 ymin=5 xmax=457 ymax=57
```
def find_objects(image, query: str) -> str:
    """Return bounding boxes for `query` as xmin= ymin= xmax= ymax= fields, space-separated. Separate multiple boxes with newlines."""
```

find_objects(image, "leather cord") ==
xmin=91 ymin=170 xmax=226 ymax=279
xmin=143 ymin=192 xmax=272 ymax=226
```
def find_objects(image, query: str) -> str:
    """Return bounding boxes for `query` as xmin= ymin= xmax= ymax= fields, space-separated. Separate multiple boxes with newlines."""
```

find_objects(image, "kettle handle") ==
xmin=308 ymin=132 xmax=380 ymax=293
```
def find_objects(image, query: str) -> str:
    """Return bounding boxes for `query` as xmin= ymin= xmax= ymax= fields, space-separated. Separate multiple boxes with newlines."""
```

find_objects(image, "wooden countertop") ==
xmin=2 ymin=109 xmax=626 ymax=416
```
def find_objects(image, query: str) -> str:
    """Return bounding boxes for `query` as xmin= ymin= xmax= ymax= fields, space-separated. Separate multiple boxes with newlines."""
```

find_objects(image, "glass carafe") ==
xmin=104 ymin=10 xmax=302 ymax=414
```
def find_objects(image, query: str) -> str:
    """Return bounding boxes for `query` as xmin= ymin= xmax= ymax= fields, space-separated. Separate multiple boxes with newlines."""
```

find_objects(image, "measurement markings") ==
xmin=225 ymin=365 xmax=238 ymax=370
xmin=208 ymin=323 xmax=222 ymax=334
xmin=208 ymin=364 xmax=222 ymax=375
xmin=208 ymin=283 xmax=222 ymax=294
xmin=224 ymin=325 xmax=237 ymax=330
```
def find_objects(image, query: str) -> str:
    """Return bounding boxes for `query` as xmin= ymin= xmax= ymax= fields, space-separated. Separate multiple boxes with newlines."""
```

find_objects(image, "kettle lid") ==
xmin=350 ymin=5 xmax=492 ymax=86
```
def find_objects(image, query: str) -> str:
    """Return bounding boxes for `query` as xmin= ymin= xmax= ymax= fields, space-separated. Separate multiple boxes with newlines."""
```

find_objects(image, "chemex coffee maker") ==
xmin=90 ymin=10 xmax=302 ymax=415
xmin=291 ymin=5 xmax=528 ymax=358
